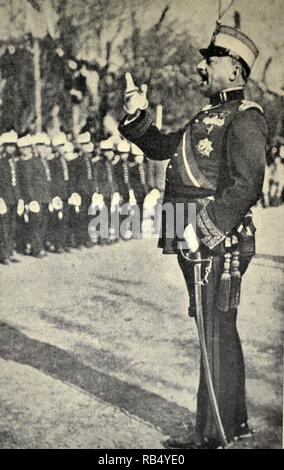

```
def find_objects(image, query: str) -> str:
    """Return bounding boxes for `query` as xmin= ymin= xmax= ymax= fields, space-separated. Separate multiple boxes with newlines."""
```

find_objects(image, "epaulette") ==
xmin=238 ymin=100 xmax=264 ymax=113
xmin=202 ymin=104 xmax=214 ymax=112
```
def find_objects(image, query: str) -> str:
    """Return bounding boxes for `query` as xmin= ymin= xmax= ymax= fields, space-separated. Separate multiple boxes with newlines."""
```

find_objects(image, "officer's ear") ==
xmin=229 ymin=57 xmax=243 ymax=82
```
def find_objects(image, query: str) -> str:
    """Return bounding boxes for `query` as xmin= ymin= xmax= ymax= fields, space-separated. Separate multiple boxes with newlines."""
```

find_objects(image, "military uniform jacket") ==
xmin=17 ymin=155 xmax=51 ymax=204
xmin=112 ymin=159 xmax=130 ymax=202
xmin=17 ymin=157 xmax=34 ymax=203
xmin=128 ymin=162 xmax=149 ymax=204
xmin=119 ymin=88 xmax=268 ymax=254
xmin=69 ymin=154 xmax=97 ymax=198
xmin=49 ymin=155 xmax=70 ymax=201
xmin=32 ymin=156 xmax=52 ymax=204
xmin=96 ymin=158 xmax=118 ymax=204
xmin=0 ymin=156 xmax=21 ymax=206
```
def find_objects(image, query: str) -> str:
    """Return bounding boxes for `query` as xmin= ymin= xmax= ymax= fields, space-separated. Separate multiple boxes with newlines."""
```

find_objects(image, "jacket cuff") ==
xmin=118 ymin=111 xmax=152 ymax=140
xmin=196 ymin=207 xmax=226 ymax=250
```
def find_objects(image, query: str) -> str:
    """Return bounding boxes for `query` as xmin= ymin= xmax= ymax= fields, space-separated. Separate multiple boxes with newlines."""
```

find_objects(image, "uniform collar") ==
xmin=210 ymin=87 xmax=244 ymax=106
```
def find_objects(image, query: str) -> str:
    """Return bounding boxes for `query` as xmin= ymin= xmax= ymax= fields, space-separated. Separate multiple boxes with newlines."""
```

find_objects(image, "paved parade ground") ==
xmin=0 ymin=206 xmax=283 ymax=449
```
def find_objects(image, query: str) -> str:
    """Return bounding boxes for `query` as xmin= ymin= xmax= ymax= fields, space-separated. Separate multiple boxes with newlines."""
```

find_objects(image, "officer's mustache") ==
xmin=188 ymin=72 xmax=208 ymax=88
xmin=199 ymin=69 xmax=209 ymax=80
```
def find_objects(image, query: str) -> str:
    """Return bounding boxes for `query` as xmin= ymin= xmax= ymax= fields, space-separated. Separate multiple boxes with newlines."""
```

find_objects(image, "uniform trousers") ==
xmin=0 ymin=214 xmax=9 ymax=262
xmin=7 ymin=205 xmax=18 ymax=256
xmin=26 ymin=204 xmax=49 ymax=253
xmin=69 ymin=197 xmax=90 ymax=247
xmin=48 ymin=202 xmax=70 ymax=250
xmin=177 ymin=251 xmax=252 ymax=442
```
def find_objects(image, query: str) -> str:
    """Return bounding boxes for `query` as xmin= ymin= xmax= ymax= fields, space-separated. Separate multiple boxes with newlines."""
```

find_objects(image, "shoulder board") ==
xmin=201 ymin=104 xmax=214 ymax=112
xmin=238 ymin=100 xmax=263 ymax=113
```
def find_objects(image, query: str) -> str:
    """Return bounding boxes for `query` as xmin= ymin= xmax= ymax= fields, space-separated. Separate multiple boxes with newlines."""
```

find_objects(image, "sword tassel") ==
xmin=230 ymin=248 xmax=241 ymax=309
xmin=217 ymin=251 xmax=232 ymax=312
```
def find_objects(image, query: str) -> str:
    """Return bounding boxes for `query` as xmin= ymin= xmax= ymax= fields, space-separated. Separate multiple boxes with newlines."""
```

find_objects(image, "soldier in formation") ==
xmin=0 ymin=128 xmax=159 ymax=266
xmin=262 ymin=138 xmax=284 ymax=207
xmin=0 ymin=131 xmax=22 ymax=264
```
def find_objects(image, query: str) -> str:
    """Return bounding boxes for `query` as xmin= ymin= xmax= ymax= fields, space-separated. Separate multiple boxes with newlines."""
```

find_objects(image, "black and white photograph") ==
xmin=0 ymin=0 xmax=283 ymax=451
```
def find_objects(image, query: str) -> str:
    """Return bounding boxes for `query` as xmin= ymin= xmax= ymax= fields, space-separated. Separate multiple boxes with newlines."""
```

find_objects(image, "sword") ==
xmin=186 ymin=250 xmax=229 ymax=448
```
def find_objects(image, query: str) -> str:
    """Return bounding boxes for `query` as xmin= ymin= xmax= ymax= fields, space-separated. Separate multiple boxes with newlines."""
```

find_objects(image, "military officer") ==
xmin=17 ymin=134 xmax=49 ymax=258
xmin=0 ymin=131 xmax=22 ymax=263
xmin=129 ymin=143 xmax=150 ymax=238
xmin=64 ymin=141 xmax=83 ymax=250
xmin=98 ymin=139 xmax=120 ymax=244
xmin=113 ymin=140 xmax=133 ymax=240
xmin=0 ymin=135 xmax=9 ymax=265
xmin=17 ymin=135 xmax=38 ymax=257
xmin=119 ymin=25 xmax=267 ymax=448
xmin=0 ymin=190 xmax=9 ymax=265
xmin=32 ymin=133 xmax=53 ymax=255
xmin=73 ymin=132 xmax=98 ymax=248
xmin=88 ymin=143 xmax=105 ymax=245
xmin=114 ymin=140 xmax=131 ymax=204
xmin=49 ymin=133 xmax=71 ymax=253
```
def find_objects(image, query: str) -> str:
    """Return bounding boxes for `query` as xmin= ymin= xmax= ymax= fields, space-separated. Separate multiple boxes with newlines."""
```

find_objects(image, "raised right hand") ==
xmin=124 ymin=73 xmax=148 ymax=115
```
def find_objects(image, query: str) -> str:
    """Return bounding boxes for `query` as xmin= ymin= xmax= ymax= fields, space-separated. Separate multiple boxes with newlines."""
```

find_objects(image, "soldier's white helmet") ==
xmin=32 ymin=133 xmax=51 ymax=146
xmin=131 ymin=143 xmax=144 ymax=156
xmin=17 ymin=135 xmax=33 ymax=148
xmin=100 ymin=139 xmax=114 ymax=151
xmin=0 ymin=130 xmax=18 ymax=145
xmin=117 ymin=140 xmax=131 ymax=153
xmin=52 ymin=132 xmax=67 ymax=147
xmin=77 ymin=132 xmax=91 ymax=145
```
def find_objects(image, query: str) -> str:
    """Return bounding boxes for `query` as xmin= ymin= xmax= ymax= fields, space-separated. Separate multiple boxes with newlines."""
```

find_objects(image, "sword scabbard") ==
xmin=193 ymin=252 xmax=229 ymax=449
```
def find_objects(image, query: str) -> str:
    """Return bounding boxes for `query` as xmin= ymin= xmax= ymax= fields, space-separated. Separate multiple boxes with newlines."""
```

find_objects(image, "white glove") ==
xmin=91 ymin=192 xmax=104 ymax=210
xmin=123 ymin=73 xmax=148 ymax=115
xmin=52 ymin=196 xmax=63 ymax=211
xmin=183 ymin=224 xmax=200 ymax=253
xmin=111 ymin=192 xmax=121 ymax=209
xmin=17 ymin=199 xmax=25 ymax=216
xmin=69 ymin=193 xmax=81 ymax=207
xmin=129 ymin=189 xmax=137 ymax=206
xmin=143 ymin=189 xmax=160 ymax=209
xmin=92 ymin=192 xmax=99 ymax=206
xmin=0 ymin=198 xmax=7 ymax=215
xmin=29 ymin=200 xmax=40 ymax=214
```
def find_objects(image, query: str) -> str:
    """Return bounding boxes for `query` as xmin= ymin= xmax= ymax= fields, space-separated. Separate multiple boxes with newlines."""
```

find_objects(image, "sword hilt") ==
xmin=180 ymin=249 xmax=213 ymax=285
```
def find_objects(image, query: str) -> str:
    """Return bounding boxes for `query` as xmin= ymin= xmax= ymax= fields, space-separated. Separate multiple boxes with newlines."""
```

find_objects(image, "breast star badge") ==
xmin=197 ymin=138 xmax=214 ymax=157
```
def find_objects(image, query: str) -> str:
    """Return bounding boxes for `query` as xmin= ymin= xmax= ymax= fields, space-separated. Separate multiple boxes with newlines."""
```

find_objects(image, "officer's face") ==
xmin=197 ymin=56 xmax=237 ymax=97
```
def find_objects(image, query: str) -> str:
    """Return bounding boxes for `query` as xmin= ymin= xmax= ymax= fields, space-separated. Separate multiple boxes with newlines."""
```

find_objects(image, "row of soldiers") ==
xmin=0 ymin=130 xmax=161 ymax=265
xmin=262 ymin=138 xmax=284 ymax=208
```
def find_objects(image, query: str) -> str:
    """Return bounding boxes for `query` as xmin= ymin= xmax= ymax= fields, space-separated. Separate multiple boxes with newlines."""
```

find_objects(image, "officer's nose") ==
xmin=196 ymin=59 xmax=207 ymax=73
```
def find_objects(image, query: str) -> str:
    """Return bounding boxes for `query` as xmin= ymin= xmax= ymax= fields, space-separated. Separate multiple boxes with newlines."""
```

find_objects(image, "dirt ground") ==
xmin=0 ymin=206 xmax=283 ymax=449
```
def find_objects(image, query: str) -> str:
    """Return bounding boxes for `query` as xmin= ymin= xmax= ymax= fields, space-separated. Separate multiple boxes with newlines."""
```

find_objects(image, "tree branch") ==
xmin=154 ymin=4 xmax=170 ymax=31
xmin=262 ymin=57 xmax=272 ymax=85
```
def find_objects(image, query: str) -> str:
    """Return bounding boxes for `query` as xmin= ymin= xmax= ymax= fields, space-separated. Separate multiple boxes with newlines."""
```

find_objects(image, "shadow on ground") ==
xmin=0 ymin=321 xmax=193 ymax=437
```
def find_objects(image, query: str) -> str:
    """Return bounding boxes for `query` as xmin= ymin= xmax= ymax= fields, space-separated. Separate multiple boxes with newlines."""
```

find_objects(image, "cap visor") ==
xmin=199 ymin=48 xmax=209 ymax=58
